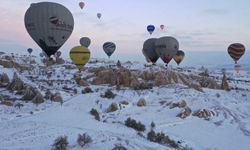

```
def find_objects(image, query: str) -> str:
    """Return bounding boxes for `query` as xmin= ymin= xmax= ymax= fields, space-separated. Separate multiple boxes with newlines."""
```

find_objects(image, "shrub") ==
xmin=82 ymin=87 xmax=93 ymax=94
xmin=150 ymin=122 xmax=156 ymax=129
xmin=77 ymin=133 xmax=92 ymax=147
xmin=125 ymin=117 xmax=145 ymax=132
xmin=112 ymin=144 xmax=127 ymax=150
xmin=101 ymin=89 xmax=116 ymax=99
xmin=90 ymin=108 xmax=100 ymax=121
xmin=147 ymin=130 xmax=179 ymax=149
xmin=52 ymin=136 xmax=68 ymax=150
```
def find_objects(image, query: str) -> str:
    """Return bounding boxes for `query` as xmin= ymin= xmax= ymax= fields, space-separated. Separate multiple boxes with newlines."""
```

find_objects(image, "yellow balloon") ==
xmin=70 ymin=46 xmax=90 ymax=70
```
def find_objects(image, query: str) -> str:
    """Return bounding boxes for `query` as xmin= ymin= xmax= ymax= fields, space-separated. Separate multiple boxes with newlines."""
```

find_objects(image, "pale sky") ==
xmin=0 ymin=0 xmax=249 ymax=64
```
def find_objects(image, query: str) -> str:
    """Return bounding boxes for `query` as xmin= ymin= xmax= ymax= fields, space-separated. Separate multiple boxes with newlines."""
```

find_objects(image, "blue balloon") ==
xmin=147 ymin=25 xmax=155 ymax=35
xmin=27 ymin=48 xmax=33 ymax=54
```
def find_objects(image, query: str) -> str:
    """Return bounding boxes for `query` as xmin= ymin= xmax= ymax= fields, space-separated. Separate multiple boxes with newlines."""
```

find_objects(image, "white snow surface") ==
xmin=0 ymin=54 xmax=250 ymax=150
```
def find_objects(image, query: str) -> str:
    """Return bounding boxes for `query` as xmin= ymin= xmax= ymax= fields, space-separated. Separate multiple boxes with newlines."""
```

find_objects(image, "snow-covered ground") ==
xmin=0 ymin=53 xmax=250 ymax=150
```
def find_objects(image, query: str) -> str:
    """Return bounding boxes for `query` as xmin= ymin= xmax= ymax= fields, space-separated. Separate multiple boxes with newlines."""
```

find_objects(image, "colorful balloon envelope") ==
xmin=228 ymin=43 xmax=245 ymax=64
xmin=97 ymin=13 xmax=102 ymax=19
xmin=70 ymin=46 xmax=90 ymax=70
xmin=142 ymin=38 xmax=159 ymax=64
xmin=27 ymin=48 xmax=33 ymax=54
xmin=103 ymin=42 xmax=116 ymax=58
xmin=79 ymin=2 xmax=85 ymax=9
xmin=160 ymin=25 xmax=165 ymax=30
xmin=155 ymin=36 xmax=179 ymax=65
xmin=173 ymin=50 xmax=185 ymax=65
xmin=80 ymin=37 xmax=91 ymax=48
xmin=24 ymin=2 xmax=74 ymax=57
xmin=147 ymin=25 xmax=155 ymax=35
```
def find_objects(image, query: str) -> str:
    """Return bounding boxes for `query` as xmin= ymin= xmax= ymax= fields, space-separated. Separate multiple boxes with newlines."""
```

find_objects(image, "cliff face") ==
xmin=90 ymin=66 xmax=220 ymax=91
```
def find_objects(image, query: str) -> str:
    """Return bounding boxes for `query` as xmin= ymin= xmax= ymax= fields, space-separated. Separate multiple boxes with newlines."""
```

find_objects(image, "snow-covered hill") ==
xmin=0 ymin=52 xmax=250 ymax=150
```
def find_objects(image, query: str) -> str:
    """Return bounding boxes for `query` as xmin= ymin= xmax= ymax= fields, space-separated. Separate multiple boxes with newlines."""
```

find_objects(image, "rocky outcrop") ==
xmin=51 ymin=92 xmax=63 ymax=103
xmin=169 ymin=100 xmax=187 ymax=109
xmin=137 ymin=98 xmax=147 ymax=107
xmin=176 ymin=107 xmax=192 ymax=119
xmin=221 ymin=74 xmax=230 ymax=91
xmin=7 ymin=73 xmax=25 ymax=91
xmin=107 ymin=103 xmax=118 ymax=113
xmin=21 ymin=86 xmax=37 ymax=101
xmin=192 ymin=109 xmax=215 ymax=119
xmin=32 ymin=93 xmax=44 ymax=104
xmin=0 ymin=73 xmax=10 ymax=87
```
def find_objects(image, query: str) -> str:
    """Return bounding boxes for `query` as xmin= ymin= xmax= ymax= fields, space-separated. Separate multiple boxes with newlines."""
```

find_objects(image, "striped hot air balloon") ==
xmin=173 ymin=50 xmax=185 ymax=65
xmin=228 ymin=43 xmax=245 ymax=64
xmin=70 ymin=46 xmax=90 ymax=70
xmin=103 ymin=42 xmax=116 ymax=58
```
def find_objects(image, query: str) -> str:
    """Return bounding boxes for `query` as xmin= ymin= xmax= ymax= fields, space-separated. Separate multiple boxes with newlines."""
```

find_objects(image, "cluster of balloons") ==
xmin=142 ymin=36 xmax=185 ymax=66
xmin=24 ymin=2 xmax=247 ymax=73
xmin=79 ymin=1 xmax=102 ymax=19
xmin=147 ymin=24 xmax=165 ymax=35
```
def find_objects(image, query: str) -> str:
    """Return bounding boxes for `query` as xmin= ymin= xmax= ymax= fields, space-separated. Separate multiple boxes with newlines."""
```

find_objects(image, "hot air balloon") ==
xmin=160 ymin=25 xmax=165 ymax=30
xmin=228 ymin=43 xmax=245 ymax=64
xmin=97 ymin=13 xmax=102 ymax=19
xmin=55 ymin=51 xmax=62 ymax=58
xmin=155 ymin=36 xmax=179 ymax=66
xmin=27 ymin=48 xmax=33 ymax=54
xmin=142 ymin=38 xmax=159 ymax=64
xmin=24 ymin=2 xmax=74 ymax=57
xmin=147 ymin=25 xmax=155 ymax=35
xmin=39 ymin=52 xmax=44 ymax=58
xmin=103 ymin=42 xmax=116 ymax=58
xmin=234 ymin=64 xmax=241 ymax=73
xmin=80 ymin=37 xmax=91 ymax=48
xmin=173 ymin=50 xmax=185 ymax=66
xmin=79 ymin=2 xmax=85 ymax=9
xmin=70 ymin=46 xmax=90 ymax=70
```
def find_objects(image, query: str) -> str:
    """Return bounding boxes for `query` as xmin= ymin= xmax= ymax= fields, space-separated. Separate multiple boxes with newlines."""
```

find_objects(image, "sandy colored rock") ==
xmin=56 ymin=58 xmax=65 ymax=64
xmin=1 ymin=100 xmax=14 ymax=106
xmin=78 ymin=79 xmax=89 ymax=86
xmin=137 ymin=98 xmax=147 ymax=107
xmin=21 ymin=86 xmax=37 ymax=101
xmin=7 ymin=72 xmax=25 ymax=91
xmin=0 ymin=73 xmax=10 ymax=86
xmin=193 ymin=109 xmax=215 ymax=119
xmin=32 ymin=93 xmax=44 ymax=104
xmin=176 ymin=107 xmax=192 ymax=119
xmin=120 ymin=100 xmax=129 ymax=105
xmin=221 ymin=74 xmax=230 ymax=91
xmin=107 ymin=103 xmax=118 ymax=113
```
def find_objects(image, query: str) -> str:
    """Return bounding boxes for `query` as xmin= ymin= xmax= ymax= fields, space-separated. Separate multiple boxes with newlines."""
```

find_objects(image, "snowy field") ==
xmin=0 ymin=53 xmax=250 ymax=150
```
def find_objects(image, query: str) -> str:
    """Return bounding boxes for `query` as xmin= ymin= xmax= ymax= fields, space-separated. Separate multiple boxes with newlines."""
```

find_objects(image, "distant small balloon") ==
xmin=80 ymin=37 xmax=91 ymax=48
xmin=173 ymin=50 xmax=185 ymax=65
xmin=160 ymin=25 xmax=165 ymax=30
xmin=147 ymin=25 xmax=155 ymax=35
xmin=97 ymin=13 xmax=102 ymax=19
xmin=79 ymin=2 xmax=85 ymax=9
xmin=27 ymin=48 xmax=33 ymax=54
